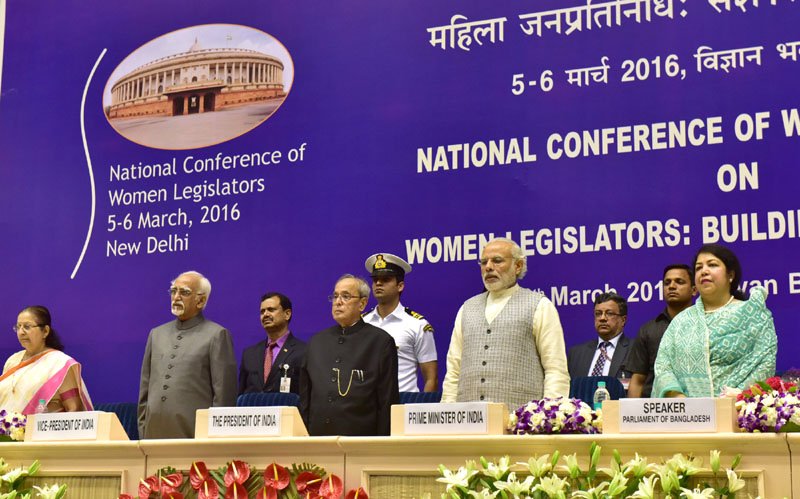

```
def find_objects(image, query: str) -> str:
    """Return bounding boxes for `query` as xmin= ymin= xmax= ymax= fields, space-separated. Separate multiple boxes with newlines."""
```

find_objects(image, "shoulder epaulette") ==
xmin=404 ymin=307 xmax=425 ymax=320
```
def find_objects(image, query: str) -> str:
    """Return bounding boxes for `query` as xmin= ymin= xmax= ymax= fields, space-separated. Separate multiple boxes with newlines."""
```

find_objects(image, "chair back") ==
xmin=236 ymin=391 xmax=300 ymax=407
xmin=399 ymin=391 xmax=442 ymax=404
xmin=569 ymin=376 xmax=626 ymax=405
xmin=94 ymin=402 xmax=139 ymax=440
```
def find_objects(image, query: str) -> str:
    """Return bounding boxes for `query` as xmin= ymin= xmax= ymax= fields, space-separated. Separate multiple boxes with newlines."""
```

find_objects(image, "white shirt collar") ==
xmin=598 ymin=332 xmax=623 ymax=348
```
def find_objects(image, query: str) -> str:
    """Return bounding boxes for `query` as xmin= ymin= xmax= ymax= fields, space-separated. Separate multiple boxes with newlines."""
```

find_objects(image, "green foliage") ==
xmin=0 ymin=460 xmax=67 ymax=499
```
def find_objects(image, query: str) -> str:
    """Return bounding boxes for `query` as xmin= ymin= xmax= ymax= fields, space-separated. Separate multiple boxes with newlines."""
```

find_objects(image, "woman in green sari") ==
xmin=653 ymin=244 xmax=777 ymax=398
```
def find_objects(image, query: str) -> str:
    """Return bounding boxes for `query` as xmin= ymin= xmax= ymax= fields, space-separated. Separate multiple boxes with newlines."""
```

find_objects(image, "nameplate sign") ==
xmin=29 ymin=412 xmax=99 ymax=441
xmin=391 ymin=402 xmax=507 ymax=436
xmin=206 ymin=407 xmax=282 ymax=437
xmin=618 ymin=398 xmax=717 ymax=433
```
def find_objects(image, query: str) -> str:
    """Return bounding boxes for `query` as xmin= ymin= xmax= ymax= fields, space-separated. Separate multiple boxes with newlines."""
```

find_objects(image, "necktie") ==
xmin=591 ymin=341 xmax=611 ymax=376
xmin=263 ymin=342 xmax=278 ymax=383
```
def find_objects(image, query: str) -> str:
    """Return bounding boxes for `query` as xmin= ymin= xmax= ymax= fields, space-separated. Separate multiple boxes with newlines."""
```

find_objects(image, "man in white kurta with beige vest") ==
xmin=442 ymin=238 xmax=570 ymax=409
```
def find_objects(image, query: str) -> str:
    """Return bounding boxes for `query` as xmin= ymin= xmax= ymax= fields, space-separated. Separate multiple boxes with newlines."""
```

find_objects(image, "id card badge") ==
xmin=280 ymin=364 xmax=291 ymax=393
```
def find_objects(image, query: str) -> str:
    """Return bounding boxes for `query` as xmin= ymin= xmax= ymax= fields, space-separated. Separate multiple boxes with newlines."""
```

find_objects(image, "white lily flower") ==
xmin=483 ymin=456 xmax=511 ymax=480
xmin=532 ymin=475 xmax=567 ymax=499
xmin=657 ymin=468 xmax=679 ymax=494
xmin=0 ymin=467 xmax=27 ymax=484
xmin=709 ymin=450 xmax=721 ymax=474
xmin=571 ymin=482 xmax=608 ymax=499
xmin=726 ymin=469 xmax=746 ymax=492
xmin=606 ymin=470 xmax=628 ymax=496
xmin=666 ymin=453 xmax=701 ymax=476
xmin=523 ymin=455 xmax=552 ymax=478
xmin=465 ymin=489 xmax=499 ymax=498
xmin=629 ymin=474 xmax=658 ymax=499
xmin=436 ymin=465 xmax=478 ymax=492
xmin=562 ymin=453 xmax=580 ymax=478
xmin=493 ymin=473 xmax=534 ymax=496
xmin=624 ymin=453 xmax=652 ymax=478
xmin=32 ymin=484 xmax=66 ymax=499
xmin=679 ymin=486 xmax=715 ymax=499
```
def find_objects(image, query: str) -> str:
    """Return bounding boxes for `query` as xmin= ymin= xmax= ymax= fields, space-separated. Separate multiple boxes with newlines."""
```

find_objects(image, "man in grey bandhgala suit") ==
xmin=138 ymin=271 xmax=237 ymax=439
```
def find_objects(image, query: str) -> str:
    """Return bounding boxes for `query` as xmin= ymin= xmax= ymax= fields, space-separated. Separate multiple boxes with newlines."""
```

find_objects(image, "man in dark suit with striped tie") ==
xmin=567 ymin=292 xmax=632 ymax=381
xmin=239 ymin=292 xmax=306 ymax=394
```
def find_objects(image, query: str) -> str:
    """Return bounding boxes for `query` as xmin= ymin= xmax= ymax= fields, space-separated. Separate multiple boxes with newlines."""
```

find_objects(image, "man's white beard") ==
xmin=171 ymin=303 xmax=184 ymax=317
xmin=483 ymin=274 xmax=515 ymax=292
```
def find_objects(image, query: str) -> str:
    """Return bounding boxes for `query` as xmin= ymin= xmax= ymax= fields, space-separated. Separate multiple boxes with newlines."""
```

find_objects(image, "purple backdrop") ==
xmin=1 ymin=0 xmax=799 ymax=403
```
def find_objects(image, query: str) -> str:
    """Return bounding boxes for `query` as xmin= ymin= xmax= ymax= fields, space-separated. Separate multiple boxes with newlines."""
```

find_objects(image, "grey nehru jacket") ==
xmin=457 ymin=287 xmax=545 ymax=409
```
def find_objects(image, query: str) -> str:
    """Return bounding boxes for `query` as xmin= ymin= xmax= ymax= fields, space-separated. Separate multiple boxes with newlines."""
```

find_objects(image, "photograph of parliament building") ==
xmin=108 ymin=38 xmax=285 ymax=118
xmin=104 ymin=25 xmax=292 ymax=149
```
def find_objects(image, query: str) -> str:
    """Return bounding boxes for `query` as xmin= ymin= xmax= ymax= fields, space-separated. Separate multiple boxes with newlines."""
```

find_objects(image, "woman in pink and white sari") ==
xmin=0 ymin=306 xmax=93 ymax=415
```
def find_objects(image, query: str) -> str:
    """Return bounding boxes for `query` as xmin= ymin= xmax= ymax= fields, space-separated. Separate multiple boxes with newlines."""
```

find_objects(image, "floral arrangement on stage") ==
xmin=508 ymin=397 xmax=601 ymax=435
xmin=0 ymin=410 xmax=27 ymax=442
xmin=436 ymin=443 xmax=747 ymax=498
xmin=119 ymin=460 xmax=368 ymax=499
xmin=736 ymin=375 xmax=800 ymax=432
xmin=0 ymin=459 xmax=67 ymax=498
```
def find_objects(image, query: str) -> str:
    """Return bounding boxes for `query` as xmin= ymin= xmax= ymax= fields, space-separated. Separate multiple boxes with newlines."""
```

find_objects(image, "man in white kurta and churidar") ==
xmin=442 ymin=238 xmax=570 ymax=410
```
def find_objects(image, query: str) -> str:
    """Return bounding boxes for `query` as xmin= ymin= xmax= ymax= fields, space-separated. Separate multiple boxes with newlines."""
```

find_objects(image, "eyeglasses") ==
xmin=168 ymin=287 xmax=204 ymax=298
xmin=479 ymin=257 xmax=509 ymax=267
xmin=13 ymin=324 xmax=43 ymax=334
xmin=594 ymin=311 xmax=624 ymax=319
xmin=328 ymin=293 xmax=362 ymax=303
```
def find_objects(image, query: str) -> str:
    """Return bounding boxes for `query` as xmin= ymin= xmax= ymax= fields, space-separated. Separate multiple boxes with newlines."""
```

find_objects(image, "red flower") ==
xmin=119 ymin=495 xmax=134 ymax=499
xmin=162 ymin=493 xmax=184 ymax=499
xmin=224 ymin=482 xmax=248 ymax=499
xmin=139 ymin=476 xmax=159 ymax=499
xmin=296 ymin=471 xmax=323 ymax=495
xmin=318 ymin=474 xmax=343 ymax=499
xmin=190 ymin=461 xmax=211 ymax=490
xmin=766 ymin=377 xmax=784 ymax=390
xmin=160 ymin=472 xmax=184 ymax=494
xmin=224 ymin=460 xmax=251 ymax=487
xmin=345 ymin=487 xmax=368 ymax=499
xmin=263 ymin=463 xmax=290 ymax=490
xmin=256 ymin=485 xmax=278 ymax=499
xmin=197 ymin=477 xmax=220 ymax=499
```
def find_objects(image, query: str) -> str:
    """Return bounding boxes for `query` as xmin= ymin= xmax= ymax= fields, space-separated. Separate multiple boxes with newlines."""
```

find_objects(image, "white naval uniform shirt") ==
xmin=363 ymin=302 xmax=437 ymax=392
